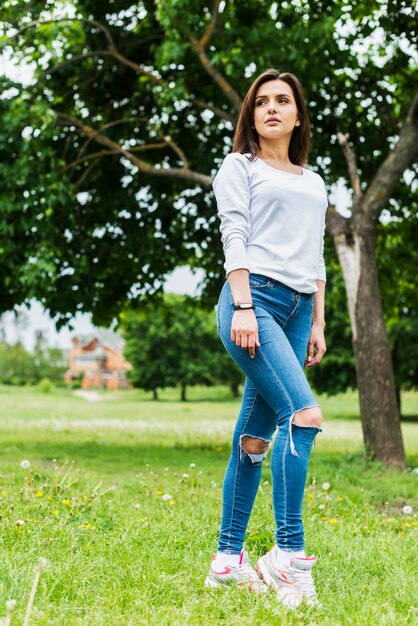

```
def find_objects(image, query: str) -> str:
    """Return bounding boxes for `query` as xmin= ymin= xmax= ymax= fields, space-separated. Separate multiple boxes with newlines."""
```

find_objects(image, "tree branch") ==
xmin=337 ymin=132 xmax=363 ymax=207
xmin=200 ymin=0 xmax=222 ymax=47
xmin=326 ymin=203 xmax=352 ymax=239
xmin=192 ymin=97 xmax=236 ymax=124
xmin=361 ymin=90 xmax=418 ymax=223
xmin=9 ymin=17 xmax=163 ymax=85
xmin=187 ymin=3 xmax=242 ymax=111
xmin=54 ymin=111 xmax=211 ymax=187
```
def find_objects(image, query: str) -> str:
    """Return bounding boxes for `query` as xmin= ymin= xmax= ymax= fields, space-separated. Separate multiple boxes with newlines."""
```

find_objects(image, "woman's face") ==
xmin=253 ymin=79 xmax=300 ymax=143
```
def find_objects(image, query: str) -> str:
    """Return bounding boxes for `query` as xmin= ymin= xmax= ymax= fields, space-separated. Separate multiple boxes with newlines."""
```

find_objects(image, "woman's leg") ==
xmin=216 ymin=281 xmax=321 ymax=554
xmin=271 ymin=294 xmax=321 ymax=552
xmin=218 ymin=376 xmax=276 ymax=554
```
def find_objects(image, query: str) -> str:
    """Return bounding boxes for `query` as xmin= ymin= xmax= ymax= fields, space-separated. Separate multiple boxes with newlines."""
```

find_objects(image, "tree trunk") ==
xmin=152 ymin=388 xmax=158 ymax=401
xmin=181 ymin=383 xmax=187 ymax=402
xmin=334 ymin=224 xmax=405 ymax=468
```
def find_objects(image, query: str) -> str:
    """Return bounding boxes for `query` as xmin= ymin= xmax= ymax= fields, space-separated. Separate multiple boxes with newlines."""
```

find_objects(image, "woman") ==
xmin=205 ymin=69 xmax=327 ymax=609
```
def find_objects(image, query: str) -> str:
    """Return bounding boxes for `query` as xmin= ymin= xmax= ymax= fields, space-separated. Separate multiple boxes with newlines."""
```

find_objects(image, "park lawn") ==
xmin=0 ymin=385 xmax=417 ymax=626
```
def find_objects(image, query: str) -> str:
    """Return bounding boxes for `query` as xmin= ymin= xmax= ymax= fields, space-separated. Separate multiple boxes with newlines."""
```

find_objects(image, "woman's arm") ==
xmin=305 ymin=279 xmax=326 ymax=368
xmin=228 ymin=268 xmax=260 ymax=359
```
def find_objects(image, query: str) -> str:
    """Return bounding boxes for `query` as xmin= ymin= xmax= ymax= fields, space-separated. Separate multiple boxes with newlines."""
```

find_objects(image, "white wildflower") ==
xmin=161 ymin=494 xmax=173 ymax=501
xmin=402 ymin=505 xmax=413 ymax=515
xmin=189 ymin=463 xmax=196 ymax=469
xmin=413 ymin=468 xmax=418 ymax=475
xmin=20 ymin=460 xmax=31 ymax=469
xmin=37 ymin=557 xmax=48 ymax=571
xmin=182 ymin=473 xmax=190 ymax=479
xmin=15 ymin=519 xmax=25 ymax=526
xmin=134 ymin=503 xmax=141 ymax=510
xmin=318 ymin=504 xmax=325 ymax=510
xmin=6 ymin=599 xmax=17 ymax=612
xmin=322 ymin=482 xmax=331 ymax=491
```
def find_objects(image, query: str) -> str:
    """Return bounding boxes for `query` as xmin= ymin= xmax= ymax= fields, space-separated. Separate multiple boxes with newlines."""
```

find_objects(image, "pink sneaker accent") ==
xmin=205 ymin=549 xmax=268 ymax=593
xmin=255 ymin=548 xmax=320 ymax=608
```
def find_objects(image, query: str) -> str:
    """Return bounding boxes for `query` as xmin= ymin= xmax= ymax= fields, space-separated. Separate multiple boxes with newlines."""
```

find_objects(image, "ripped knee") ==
xmin=240 ymin=435 xmax=270 ymax=464
xmin=292 ymin=406 xmax=323 ymax=428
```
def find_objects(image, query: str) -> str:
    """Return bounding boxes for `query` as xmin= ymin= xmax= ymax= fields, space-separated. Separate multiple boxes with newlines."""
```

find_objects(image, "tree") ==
xmin=1 ymin=1 xmax=417 ymax=465
xmin=121 ymin=293 xmax=241 ymax=400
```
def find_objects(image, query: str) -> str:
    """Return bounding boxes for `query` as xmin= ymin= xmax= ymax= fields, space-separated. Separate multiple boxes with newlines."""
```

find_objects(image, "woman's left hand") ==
xmin=305 ymin=322 xmax=326 ymax=367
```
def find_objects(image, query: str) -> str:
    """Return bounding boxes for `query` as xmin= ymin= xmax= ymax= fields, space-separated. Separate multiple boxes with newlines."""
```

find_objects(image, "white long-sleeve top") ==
xmin=212 ymin=152 xmax=328 ymax=294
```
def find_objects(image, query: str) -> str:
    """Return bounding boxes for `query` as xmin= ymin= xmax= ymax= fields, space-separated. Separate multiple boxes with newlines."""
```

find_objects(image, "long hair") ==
xmin=232 ymin=69 xmax=310 ymax=166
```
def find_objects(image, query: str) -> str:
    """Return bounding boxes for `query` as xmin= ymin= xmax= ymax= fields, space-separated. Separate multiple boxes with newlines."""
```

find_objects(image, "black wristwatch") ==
xmin=234 ymin=302 xmax=256 ymax=311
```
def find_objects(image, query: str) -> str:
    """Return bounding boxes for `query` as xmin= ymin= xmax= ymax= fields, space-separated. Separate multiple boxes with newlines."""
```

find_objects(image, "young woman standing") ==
xmin=205 ymin=69 xmax=328 ymax=609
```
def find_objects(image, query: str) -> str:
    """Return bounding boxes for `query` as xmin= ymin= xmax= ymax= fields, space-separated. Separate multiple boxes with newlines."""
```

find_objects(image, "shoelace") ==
xmin=289 ymin=567 xmax=318 ymax=599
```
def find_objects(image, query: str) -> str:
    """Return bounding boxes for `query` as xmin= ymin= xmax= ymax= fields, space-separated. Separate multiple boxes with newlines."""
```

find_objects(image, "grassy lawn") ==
xmin=0 ymin=385 xmax=417 ymax=625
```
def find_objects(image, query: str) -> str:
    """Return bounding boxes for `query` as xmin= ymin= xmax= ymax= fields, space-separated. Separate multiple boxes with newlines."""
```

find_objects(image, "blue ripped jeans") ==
xmin=216 ymin=273 xmax=322 ymax=554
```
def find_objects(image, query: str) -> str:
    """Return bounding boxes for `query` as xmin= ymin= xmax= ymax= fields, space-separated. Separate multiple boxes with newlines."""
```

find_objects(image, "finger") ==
xmin=231 ymin=328 xmax=236 ymax=343
xmin=308 ymin=340 xmax=315 ymax=360
xmin=240 ymin=334 xmax=248 ymax=349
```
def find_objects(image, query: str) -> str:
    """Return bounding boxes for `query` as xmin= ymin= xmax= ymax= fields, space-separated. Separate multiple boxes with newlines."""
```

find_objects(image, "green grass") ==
xmin=0 ymin=385 xmax=417 ymax=625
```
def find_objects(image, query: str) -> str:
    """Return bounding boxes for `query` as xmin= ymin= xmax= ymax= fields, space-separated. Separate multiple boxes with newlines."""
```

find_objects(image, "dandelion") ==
xmin=402 ymin=505 xmax=413 ymax=515
xmin=6 ymin=599 xmax=16 ymax=611
xmin=189 ymin=463 xmax=196 ymax=469
xmin=386 ymin=518 xmax=392 ymax=523
xmin=1 ymin=489 xmax=7 ymax=496
xmin=182 ymin=473 xmax=190 ymax=479
xmin=62 ymin=499 xmax=70 ymax=506
xmin=20 ymin=460 xmax=31 ymax=469
xmin=337 ymin=497 xmax=344 ymax=502
xmin=169 ymin=499 xmax=175 ymax=506
xmin=35 ymin=491 xmax=43 ymax=498
xmin=413 ymin=468 xmax=418 ymax=475
xmin=52 ymin=510 xmax=59 ymax=516
xmin=47 ymin=495 xmax=52 ymax=501
xmin=329 ymin=518 xmax=337 ymax=524
xmin=82 ymin=495 xmax=88 ymax=501
xmin=318 ymin=504 xmax=325 ymax=510
xmin=16 ymin=519 xmax=25 ymax=526
xmin=322 ymin=482 xmax=330 ymax=491
xmin=134 ymin=504 xmax=141 ymax=510
xmin=161 ymin=494 xmax=173 ymax=501
xmin=85 ymin=523 xmax=91 ymax=529
xmin=22 ymin=557 xmax=47 ymax=626
xmin=320 ymin=516 xmax=327 ymax=521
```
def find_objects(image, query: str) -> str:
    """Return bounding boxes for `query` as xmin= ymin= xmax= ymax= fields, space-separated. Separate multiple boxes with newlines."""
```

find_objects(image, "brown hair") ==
xmin=232 ymin=69 xmax=310 ymax=166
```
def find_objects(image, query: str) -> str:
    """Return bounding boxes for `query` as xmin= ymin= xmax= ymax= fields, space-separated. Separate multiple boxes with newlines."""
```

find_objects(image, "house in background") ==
xmin=65 ymin=328 xmax=132 ymax=390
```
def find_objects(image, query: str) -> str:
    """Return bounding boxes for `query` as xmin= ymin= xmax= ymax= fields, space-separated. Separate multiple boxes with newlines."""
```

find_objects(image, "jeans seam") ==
xmin=283 ymin=294 xmax=300 ymax=328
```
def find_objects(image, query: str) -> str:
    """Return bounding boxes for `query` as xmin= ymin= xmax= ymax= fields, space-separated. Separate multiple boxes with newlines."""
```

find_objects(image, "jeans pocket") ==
xmin=249 ymin=274 xmax=272 ymax=289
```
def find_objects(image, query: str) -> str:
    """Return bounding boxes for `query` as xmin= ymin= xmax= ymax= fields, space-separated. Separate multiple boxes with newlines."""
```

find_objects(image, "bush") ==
xmin=37 ymin=378 xmax=54 ymax=393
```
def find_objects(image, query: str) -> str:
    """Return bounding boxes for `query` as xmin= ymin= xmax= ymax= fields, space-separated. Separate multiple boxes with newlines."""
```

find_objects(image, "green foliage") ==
xmin=37 ymin=376 xmax=54 ymax=393
xmin=1 ymin=1 xmax=416 ymax=325
xmin=120 ymin=292 xmax=243 ymax=399
xmin=0 ymin=331 xmax=66 ymax=385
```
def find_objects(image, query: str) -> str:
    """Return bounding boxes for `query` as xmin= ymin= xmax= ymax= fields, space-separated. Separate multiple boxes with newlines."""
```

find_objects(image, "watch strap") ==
xmin=233 ymin=303 xmax=256 ymax=311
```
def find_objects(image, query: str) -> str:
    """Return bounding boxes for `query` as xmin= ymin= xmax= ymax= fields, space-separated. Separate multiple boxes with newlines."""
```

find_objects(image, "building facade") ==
xmin=65 ymin=328 xmax=132 ymax=390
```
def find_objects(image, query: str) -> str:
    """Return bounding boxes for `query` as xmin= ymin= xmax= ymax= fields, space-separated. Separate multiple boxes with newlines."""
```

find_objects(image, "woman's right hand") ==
xmin=231 ymin=310 xmax=261 ymax=358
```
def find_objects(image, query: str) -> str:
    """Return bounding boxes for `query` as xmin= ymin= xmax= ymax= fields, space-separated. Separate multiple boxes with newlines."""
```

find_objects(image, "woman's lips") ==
xmin=265 ymin=120 xmax=280 ymax=124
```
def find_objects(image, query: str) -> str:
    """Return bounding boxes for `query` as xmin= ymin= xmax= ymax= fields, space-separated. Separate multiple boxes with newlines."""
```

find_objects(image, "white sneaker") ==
xmin=255 ymin=547 xmax=320 ymax=608
xmin=205 ymin=549 xmax=268 ymax=593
